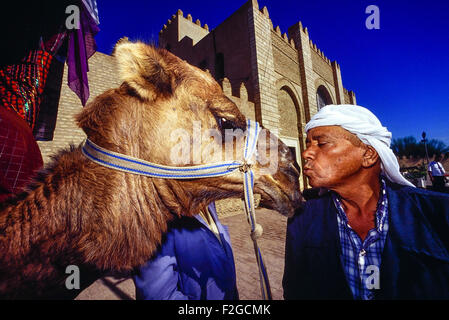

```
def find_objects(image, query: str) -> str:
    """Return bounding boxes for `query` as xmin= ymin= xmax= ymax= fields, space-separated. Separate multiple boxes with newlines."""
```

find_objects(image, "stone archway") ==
xmin=314 ymin=78 xmax=335 ymax=111
xmin=275 ymin=78 xmax=307 ymax=188
xmin=278 ymin=86 xmax=299 ymax=139
xmin=316 ymin=85 xmax=333 ymax=110
xmin=275 ymin=79 xmax=303 ymax=136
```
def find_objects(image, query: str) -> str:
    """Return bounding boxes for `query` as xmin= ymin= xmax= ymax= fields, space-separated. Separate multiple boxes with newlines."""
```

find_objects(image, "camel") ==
xmin=0 ymin=39 xmax=302 ymax=299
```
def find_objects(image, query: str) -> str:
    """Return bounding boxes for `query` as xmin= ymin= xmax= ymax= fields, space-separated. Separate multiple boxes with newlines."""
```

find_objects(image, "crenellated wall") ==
xmin=310 ymin=40 xmax=335 ymax=86
xmin=247 ymin=3 xmax=280 ymax=132
xmin=159 ymin=9 xmax=210 ymax=49
xmin=344 ymin=87 xmax=357 ymax=105
xmin=271 ymin=28 xmax=301 ymax=86
xmin=221 ymin=78 xmax=257 ymax=121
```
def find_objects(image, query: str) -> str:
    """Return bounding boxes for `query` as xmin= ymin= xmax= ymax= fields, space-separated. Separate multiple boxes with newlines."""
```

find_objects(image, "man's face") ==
xmin=302 ymin=126 xmax=366 ymax=189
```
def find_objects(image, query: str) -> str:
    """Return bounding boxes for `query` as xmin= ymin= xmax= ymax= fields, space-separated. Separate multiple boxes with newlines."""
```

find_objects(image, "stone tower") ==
xmin=159 ymin=0 xmax=356 ymax=189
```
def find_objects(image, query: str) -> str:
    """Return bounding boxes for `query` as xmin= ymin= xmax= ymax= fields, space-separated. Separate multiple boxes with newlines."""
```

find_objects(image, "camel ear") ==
xmin=113 ymin=39 xmax=174 ymax=101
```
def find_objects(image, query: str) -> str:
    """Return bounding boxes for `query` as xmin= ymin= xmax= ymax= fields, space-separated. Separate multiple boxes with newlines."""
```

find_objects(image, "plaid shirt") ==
xmin=332 ymin=178 xmax=389 ymax=300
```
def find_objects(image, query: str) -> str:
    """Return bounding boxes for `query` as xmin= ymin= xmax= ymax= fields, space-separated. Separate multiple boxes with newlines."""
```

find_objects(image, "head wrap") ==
xmin=305 ymin=104 xmax=414 ymax=187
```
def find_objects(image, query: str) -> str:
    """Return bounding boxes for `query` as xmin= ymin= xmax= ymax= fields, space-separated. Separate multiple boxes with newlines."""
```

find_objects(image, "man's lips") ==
xmin=303 ymin=166 xmax=315 ymax=179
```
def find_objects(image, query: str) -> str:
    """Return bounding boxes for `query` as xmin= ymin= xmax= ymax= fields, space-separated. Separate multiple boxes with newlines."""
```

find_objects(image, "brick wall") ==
xmin=277 ymin=88 xmax=299 ymax=139
xmin=248 ymin=2 xmax=280 ymax=132
xmin=311 ymin=49 xmax=334 ymax=86
xmin=344 ymin=90 xmax=351 ymax=104
xmin=271 ymin=31 xmax=301 ymax=86
xmin=37 ymin=52 xmax=121 ymax=164
xmin=288 ymin=23 xmax=316 ymax=121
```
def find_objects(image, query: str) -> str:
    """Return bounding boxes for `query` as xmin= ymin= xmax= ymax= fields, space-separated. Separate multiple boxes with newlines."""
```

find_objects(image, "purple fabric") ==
xmin=133 ymin=202 xmax=239 ymax=300
xmin=67 ymin=2 xmax=100 ymax=106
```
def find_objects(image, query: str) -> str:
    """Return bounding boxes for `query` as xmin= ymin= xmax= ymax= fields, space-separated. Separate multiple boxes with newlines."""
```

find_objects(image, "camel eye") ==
xmin=215 ymin=116 xmax=236 ymax=131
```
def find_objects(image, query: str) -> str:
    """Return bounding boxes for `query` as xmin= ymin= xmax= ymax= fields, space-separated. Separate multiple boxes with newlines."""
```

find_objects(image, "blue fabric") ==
xmin=283 ymin=180 xmax=449 ymax=300
xmin=332 ymin=178 xmax=389 ymax=300
xmin=133 ymin=202 xmax=238 ymax=300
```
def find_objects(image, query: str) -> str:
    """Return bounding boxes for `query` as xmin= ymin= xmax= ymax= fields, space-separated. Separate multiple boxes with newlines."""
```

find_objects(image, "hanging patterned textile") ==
xmin=0 ymin=50 xmax=53 ymax=130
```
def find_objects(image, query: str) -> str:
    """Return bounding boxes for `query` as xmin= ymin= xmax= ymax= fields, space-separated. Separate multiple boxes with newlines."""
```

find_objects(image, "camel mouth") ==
xmin=256 ymin=181 xmax=303 ymax=217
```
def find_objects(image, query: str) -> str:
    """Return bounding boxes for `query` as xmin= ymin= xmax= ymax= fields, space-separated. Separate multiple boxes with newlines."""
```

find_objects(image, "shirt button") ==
xmin=360 ymin=249 xmax=366 ymax=256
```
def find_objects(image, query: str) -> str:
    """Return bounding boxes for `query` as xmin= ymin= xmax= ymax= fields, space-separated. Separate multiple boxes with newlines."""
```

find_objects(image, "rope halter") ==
xmin=81 ymin=119 xmax=272 ymax=300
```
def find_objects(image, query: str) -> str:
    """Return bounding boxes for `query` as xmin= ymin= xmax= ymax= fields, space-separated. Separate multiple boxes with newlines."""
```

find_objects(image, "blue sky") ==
xmin=95 ymin=0 xmax=449 ymax=145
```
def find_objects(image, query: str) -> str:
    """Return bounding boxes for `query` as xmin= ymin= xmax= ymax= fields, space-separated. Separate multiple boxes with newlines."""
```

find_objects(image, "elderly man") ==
xmin=283 ymin=104 xmax=449 ymax=300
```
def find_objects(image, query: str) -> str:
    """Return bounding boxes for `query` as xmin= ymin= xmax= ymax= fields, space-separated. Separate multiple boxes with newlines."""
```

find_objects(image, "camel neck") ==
xmin=0 ymin=147 xmax=168 ymax=298
xmin=0 ymin=148 xmax=91 ymax=297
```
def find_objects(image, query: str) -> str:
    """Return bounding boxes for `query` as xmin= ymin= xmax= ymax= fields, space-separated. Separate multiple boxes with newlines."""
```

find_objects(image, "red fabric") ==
xmin=0 ymin=50 xmax=53 ymax=130
xmin=0 ymin=106 xmax=43 ymax=202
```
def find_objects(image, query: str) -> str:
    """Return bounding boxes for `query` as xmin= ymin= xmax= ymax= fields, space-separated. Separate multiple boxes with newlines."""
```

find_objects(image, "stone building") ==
xmin=159 ymin=0 xmax=356 ymax=188
xmin=37 ymin=0 xmax=356 ymax=215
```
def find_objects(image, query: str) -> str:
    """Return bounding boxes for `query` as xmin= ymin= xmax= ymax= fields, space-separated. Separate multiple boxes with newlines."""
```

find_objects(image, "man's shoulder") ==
xmin=288 ymin=191 xmax=337 ymax=247
xmin=290 ymin=190 xmax=333 ymax=223
xmin=388 ymin=181 xmax=449 ymax=205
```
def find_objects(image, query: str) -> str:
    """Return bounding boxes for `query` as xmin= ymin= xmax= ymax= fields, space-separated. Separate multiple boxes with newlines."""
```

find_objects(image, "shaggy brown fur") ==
xmin=0 ymin=40 xmax=302 ymax=299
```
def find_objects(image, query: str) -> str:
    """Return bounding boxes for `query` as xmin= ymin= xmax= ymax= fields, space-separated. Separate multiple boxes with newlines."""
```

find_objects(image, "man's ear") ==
xmin=362 ymin=145 xmax=380 ymax=168
xmin=113 ymin=38 xmax=175 ymax=101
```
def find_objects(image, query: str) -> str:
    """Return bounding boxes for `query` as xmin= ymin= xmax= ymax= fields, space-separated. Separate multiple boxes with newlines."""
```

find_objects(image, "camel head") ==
xmin=76 ymin=40 xmax=302 ymax=218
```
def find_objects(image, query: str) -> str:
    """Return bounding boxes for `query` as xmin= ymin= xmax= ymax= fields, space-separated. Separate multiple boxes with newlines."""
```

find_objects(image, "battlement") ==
xmin=220 ymin=77 xmax=249 ymax=100
xmin=220 ymin=77 xmax=255 ymax=121
xmin=266 ymin=9 xmax=334 ymax=67
xmin=158 ymin=0 xmax=355 ymax=109
xmin=343 ymin=87 xmax=356 ymax=97
xmin=273 ymin=24 xmax=296 ymax=49
xmin=161 ymin=9 xmax=210 ymax=32
xmin=295 ymin=20 xmax=309 ymax=36
xmin=160 ymin=1 xmax=342 ymax=75
xmin=259 ymin=5 xmax=310 ymax=50
xmin=343 ymin=87 xmax=357 ymax=104
xmin=159 ymin=8 xmax=210 ymax=45
xmin=309 ymin=40 xmax=332 ymax=66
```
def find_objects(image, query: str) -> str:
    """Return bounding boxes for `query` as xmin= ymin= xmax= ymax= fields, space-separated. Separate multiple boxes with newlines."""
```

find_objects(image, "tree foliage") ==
xmin=391 ymin=136 xmax=449 ymax=158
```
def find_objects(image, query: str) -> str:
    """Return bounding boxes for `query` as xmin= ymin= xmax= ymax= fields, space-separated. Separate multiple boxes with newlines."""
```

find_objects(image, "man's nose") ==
xmin=302 ymin=146 xmax=314 ymax=161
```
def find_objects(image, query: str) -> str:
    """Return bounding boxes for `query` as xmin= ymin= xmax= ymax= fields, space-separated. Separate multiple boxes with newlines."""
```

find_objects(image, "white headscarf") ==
xmin=305 ymin=104 xmax=414 ymax=187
